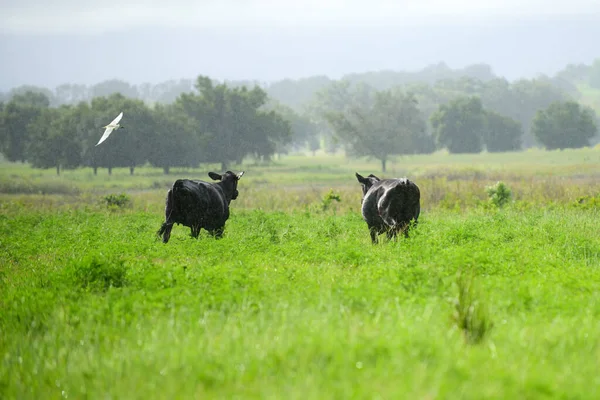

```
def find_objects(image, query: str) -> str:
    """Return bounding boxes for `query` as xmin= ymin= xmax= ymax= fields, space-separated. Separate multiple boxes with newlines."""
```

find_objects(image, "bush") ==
xmin=102 ymin=193 xmax=131 ymax=208
xmin=573 ymin=194 xmax=600 ymax=210
xmin=486 ymin=181 xmax=512 ymax=208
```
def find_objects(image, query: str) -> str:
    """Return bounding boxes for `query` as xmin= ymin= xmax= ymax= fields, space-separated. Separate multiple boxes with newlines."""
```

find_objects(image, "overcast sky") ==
xmin=1 ymin=1 xmax=599 ymax=90
xmin=3 ymin=0 xmax=600 ymax=34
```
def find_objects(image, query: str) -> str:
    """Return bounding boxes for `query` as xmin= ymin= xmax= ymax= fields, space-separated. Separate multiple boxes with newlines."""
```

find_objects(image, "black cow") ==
xmin=355 ymin=172 xmax=421 ymax=244
xmin=157 ymin=171 xmax=245 ymax=243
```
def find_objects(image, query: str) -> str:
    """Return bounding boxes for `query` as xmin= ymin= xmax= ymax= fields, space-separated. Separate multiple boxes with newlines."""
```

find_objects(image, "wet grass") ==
xmin=1 ymin=148 xmax=600 ymax=398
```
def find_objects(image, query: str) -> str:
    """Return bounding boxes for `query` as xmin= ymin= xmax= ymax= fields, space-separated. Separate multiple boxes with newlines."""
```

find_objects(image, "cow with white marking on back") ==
xmin=158 ymin=171 xmax=245 ymax=243
xmin=355 ymin=172 xmax=421 ymax=244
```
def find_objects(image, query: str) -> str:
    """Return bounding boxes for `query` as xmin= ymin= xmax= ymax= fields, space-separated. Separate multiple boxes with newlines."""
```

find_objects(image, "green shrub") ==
xmin=573 ymin=194 xmax=600 ymax=210
xmin=102 ymin=193 xmax=131 ymax=208
xmin=319 ymin=189 xmax=342 ymax=213
xmin=486 ymin=181 xmax=512 ymax=208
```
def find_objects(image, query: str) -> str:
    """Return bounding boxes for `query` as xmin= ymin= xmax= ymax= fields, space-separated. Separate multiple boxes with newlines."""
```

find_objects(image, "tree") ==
xmin=509 ymin=79 xmax=571 ymax=147
xmin=55 ymin=83 xmax=90 ymax=105
xmin=143 ymin=79 xmax=193 ymax=104
xmin=266 ymin=76 xmax=332 ymax=111
xmin=251 ymin=110 xmax=292 ymax=161
xmin=177 ymin=76 xmax=291 ymax=169
xmin=0 ymin=91 xmax=50 ymax=162
xmin=484 ymin=111 xmax=523 ymax=152
xmin=430 ymin=96 xmax=486 ymax=154
xmin=85 ymin=94 xmax=153 ymax=175
xmin=325 ymin=88 xmax=428 ymax=172
xmin=8 ymin=86 xmax=56 ymax=106
xmin=309 ymin=80 xmax=373 ymax=155
xmin=531 ymin=101 xmax=598 ymax=150
xmin=27 ymin=106 xmax=82 ymax=175
xmin=266 ymin=102 xmax=319 ymax=153
xmin=556 ymin=63 xmax=590 ymax=84
xmin=147 ymin=103 xmax=202 ymax=174
xmin=91 ymin=79 xmax=138 ymax=99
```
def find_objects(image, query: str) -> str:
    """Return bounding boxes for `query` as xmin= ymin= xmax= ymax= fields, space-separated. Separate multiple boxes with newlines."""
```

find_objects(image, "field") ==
xmin=1 ymin=148 xmax=600 ymax=399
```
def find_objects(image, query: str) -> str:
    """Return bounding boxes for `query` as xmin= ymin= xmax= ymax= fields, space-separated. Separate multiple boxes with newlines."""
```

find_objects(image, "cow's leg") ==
xmin=158 ymin=222 xmax=173 ymax=243
xmin=386 ymin=227 xmax=398 ymax=241
xmin=400 ymin=222 xmax=410 ymax=238
xmin=158 ymin=188 xmax=175 ymax=243
xmin=369 ymin=226 xmax=379 ymax=244
xmin=208 ymin=226 xmax=225 ymax=239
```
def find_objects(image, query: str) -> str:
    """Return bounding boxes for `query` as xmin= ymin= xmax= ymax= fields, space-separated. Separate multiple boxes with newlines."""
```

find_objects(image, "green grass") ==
xmin=1 ymin=149 xmax=600 ymax=398
xmin=2 ymin=147 xmax=600 ymax=213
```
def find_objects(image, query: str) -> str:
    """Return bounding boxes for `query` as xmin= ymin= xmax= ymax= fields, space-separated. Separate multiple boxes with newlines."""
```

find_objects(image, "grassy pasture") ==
xmin=1 ymin=148 xmax=600 ymax=399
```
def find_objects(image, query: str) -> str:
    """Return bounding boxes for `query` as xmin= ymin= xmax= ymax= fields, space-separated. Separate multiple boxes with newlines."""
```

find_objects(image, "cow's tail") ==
xmin=157 ymin=187 xmax=175 ymax=243
xmin=379 ymin=180 xmax=421 ymax=229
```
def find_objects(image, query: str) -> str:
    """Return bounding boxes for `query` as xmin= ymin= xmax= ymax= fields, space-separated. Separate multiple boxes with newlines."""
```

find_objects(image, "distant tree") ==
xmin=147 ymin=103 xmax=201 ymax=174
xmin=0 ymin=91 xmax=50 ymax=162
xmin=251 ymin=110 xmax=292 ymax=161
xmin=73 ymin=102 xmax=106 ymax=175
xmin=86 ymin=94 xmax=153 ymax=175
xmin=177 ymin=76 xmax=291 ymax=169
xmin=8 ymin=85 xmax=56 ymax=106
xmin=430 ymin=96 xmax=486 ymax=154
xmin=307 ymin=135 xmax=321 ymax=156
xmin=55 ymin=83 xmax=90 ymax=105
xmin=27 ymin=106 xmax=82 ymax=175
xmin=267 ymin=76 xmax=332 ymax=111
xmin=309 ymin=80 xmax=371 ymax=155
xmin=543 ymin=76 xmax=580 ymax=99
xmin=267 ymin=102 xmax=319 ymax=152
xmin=325 ymin=88 xmax=428 ymax=172
xmin=0 ymin=102 xmax=4 ymax=157
xmin=10 ymin=91 xmax=51 ymax=108
xmin=435 ymin=77 xmax=485 ymax=96
xmin=404 ymin=82 xmax=444 ymax=123
xmin=556 ymin=63 xmax=591 ymax=84
xmin=26 ymin=108 xmax=60 ymax=173
xmin=151 ymin=79 xmax=193 ymax=104
xmin=91 ymin=79 xmax=138 ymax=99
xmin=460 ymin=64 xmax=496 ymax=82
xmin=484 ymin=111 xmax=523 ymax=152
xmin=531 ymin=101 xmax=598 ymax=150
xmin=509 ymin=79 xmax=571 ymax=147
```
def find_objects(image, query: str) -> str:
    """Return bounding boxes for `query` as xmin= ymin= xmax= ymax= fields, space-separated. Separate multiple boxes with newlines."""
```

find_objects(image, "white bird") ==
xmin=96 ymin=112 xmax=124 ymax=146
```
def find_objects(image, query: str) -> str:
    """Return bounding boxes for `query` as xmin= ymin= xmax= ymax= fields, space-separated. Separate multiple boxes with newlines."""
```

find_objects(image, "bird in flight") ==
xmin=96 ymin=112 xmax=124 ymax=146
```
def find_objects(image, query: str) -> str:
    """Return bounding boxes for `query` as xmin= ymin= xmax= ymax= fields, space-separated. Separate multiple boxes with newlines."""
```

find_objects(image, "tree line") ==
xmin=1 ymin=69 xmax=598 ymax=174
xmin=312 ymin=81 xmax=597 ymax=171
xmin=0 ymin=77 xmax=297 ymax=175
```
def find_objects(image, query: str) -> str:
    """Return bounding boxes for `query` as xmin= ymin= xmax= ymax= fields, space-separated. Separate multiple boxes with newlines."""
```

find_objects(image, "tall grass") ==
xmin=2 ymin=148 xmax=600 ymax=212
xmin=1 ymin=148 xmax=600 ymax=398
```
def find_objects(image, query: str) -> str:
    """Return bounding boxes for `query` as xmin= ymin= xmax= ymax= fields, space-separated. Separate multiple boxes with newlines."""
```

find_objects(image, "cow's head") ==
xmin=355 ymin=172 xmax=380 ymax=198
xmin=209 ymin=170 xmax=245 ymax=201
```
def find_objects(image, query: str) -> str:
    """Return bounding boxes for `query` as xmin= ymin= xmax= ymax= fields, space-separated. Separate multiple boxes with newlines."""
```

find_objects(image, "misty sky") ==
xmin=1 ymin=0 xmax=600 ymax=90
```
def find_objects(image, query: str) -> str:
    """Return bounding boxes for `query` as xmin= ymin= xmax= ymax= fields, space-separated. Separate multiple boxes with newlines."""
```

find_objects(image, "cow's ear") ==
xmin=356 ymin=172 xmax=367 ymax=184
xmin=236 ymin=171 xmax=245 ymax=180
xmin=368 ymin=174 xmax=380 ymax=181
xmin=208 ymin=172 xmax=222 ymax=181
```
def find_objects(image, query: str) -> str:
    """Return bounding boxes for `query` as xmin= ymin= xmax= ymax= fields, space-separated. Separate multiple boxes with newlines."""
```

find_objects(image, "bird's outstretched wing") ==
xmin=110 ymin=111 xmax=124 ymax=125
xmin=96 ymin=127 xmax=115 ymax=146
xmin=95 ymin=112 xmax=124 ymax=146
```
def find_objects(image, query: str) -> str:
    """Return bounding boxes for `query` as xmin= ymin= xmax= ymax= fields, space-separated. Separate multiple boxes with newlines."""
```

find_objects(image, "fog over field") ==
xmin=1 ymin=0 xmax=600 ymax=90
